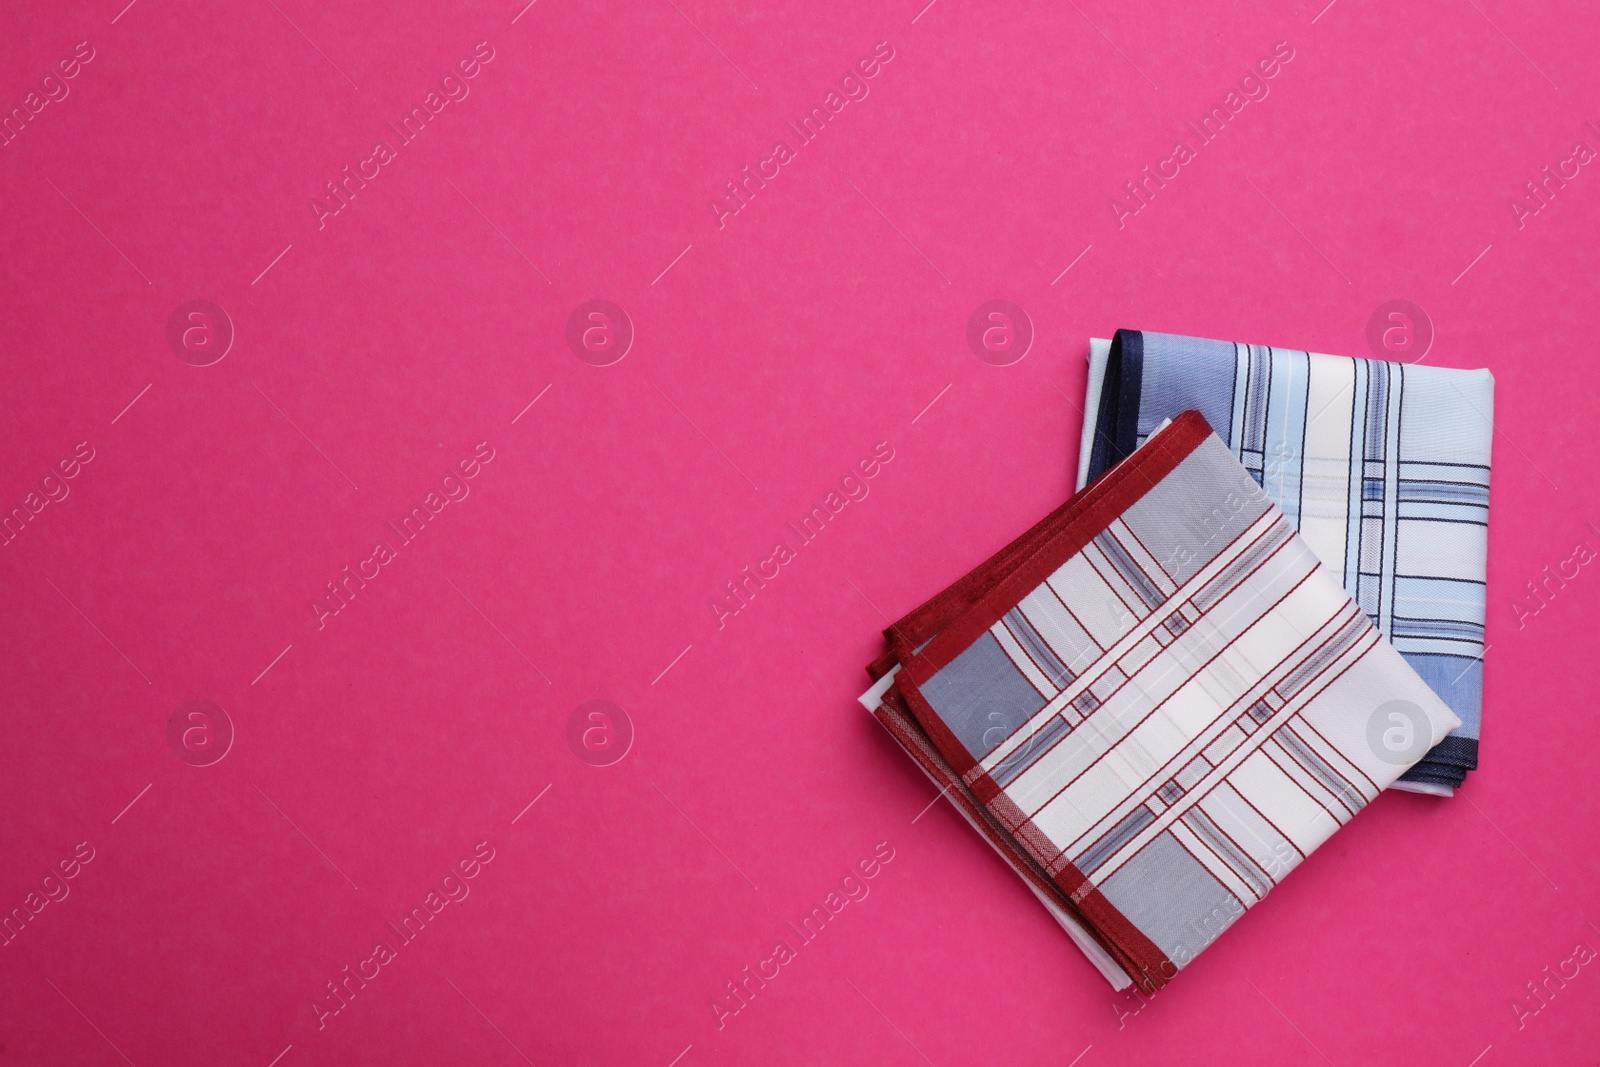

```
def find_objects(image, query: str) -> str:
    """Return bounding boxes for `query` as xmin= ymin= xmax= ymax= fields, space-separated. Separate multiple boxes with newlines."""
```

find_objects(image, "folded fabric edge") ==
xmin=1404 ymin=759 xmax=1471 ymax=779
xmin=1389 ymin=780 xmax=1455 ymax=798
xmin=1075 ymin=337 xmax=1112 ymax=492
xmin=858 ymin=664 xmax=899 ymax=712
xmin=1405 ymin=736 xmax=1479 ymax=770
xmin=1083 ymin=328 xmax=1143 ymax=485
xmin=1397 ymin=766 xmax=1468 ymax=787
xmin=857 ymin=683 xmax=1136 ymax=991
xmin=1395 ymin=737 xmax=1476 ymax=792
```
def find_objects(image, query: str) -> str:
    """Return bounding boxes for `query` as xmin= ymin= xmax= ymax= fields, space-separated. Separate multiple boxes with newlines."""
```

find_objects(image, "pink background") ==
xmin=3 ymin=0 xmax=1598 ymax=1064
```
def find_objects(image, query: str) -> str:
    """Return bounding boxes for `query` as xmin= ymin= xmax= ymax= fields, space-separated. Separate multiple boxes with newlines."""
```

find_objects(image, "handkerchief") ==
xmin=1076 ymin=330 xmax=1492 ymax=794
xmin=862 ymin=412 xmax=1460 ymax=991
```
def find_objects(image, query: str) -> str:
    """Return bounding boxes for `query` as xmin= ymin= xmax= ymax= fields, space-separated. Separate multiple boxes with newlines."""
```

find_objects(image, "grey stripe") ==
xmin=992 ymin=715 xmax=1074 ymax=787
xmin=1241 ymin=346 xmax=1270 ymax=455
xmin=1397 ymin=480 xmax=1490 ymax=505
xmin=1276 ymin=612 xmax=1368 ymax=698
xmin=1095 ymin=530 xmax=1164 ymax=609
xmin=921 ymin=632 xmax=1048 ymax=759
xmin=1003 ymin=606 xmax=1074 ymax=688
xmin=1076 ymin=804 xmax=1157 ymax=876
xmin=1397 ymin=461 xmax=1490 ymax=485
xmin=1191 ymin=520 xmax=1294 ymax=614
xmin=1391 ymin=617 xmax=1485 ymax=642
xmin=1183 ymin=808 xmax=1272 ymax=897
xmin=1364 ymin=361 xmax=1389 ymax=461
xmin=1098 ymin=832 xmax=1243 ymax=968
xmin=1272 ymin=728 xmax=1363 ymax=814
xmin=1117 ymin=436 xmax=1274 ymax=586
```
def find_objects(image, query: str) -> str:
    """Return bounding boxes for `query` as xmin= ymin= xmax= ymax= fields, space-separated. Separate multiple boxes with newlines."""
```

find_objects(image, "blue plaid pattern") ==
xmin=1079 ymin=330 xmax=1493 ymax=792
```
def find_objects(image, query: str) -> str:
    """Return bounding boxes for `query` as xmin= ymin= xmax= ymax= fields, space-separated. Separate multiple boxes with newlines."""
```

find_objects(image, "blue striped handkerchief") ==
xmin=1076 ymin=330 xmax=1493 ymax=794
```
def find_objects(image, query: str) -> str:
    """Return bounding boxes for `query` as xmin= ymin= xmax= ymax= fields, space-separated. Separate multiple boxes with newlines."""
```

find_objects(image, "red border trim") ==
xmin=868 ymin=410 xmax=1212 ymax=687
xmin=903 ymin=410 xmax=1210 ymax=685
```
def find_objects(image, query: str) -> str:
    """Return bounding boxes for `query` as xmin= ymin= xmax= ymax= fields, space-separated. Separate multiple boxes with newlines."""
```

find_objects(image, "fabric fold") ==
xmin=1077 ymin=331 xmax=1492 ymax=793
xmin=863 ymin=412 xmax=1460 ymax=991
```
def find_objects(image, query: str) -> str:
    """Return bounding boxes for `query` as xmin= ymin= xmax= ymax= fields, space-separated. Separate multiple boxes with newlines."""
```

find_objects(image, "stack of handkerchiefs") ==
xmin=860 ymin=331 xmax=1493 ymax=991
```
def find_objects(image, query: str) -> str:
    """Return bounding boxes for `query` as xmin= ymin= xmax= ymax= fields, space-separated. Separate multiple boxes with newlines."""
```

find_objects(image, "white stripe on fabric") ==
xmin=1028 ymin=572 xmax=1352 ymax=859
xmin=1299 ymin=353 xmax=1356 ymax=575
xmin=1395 ymin=520 xmax=1489 ymax=584
xmin=1084 ymin=626 xmax=1383 ymax=884
xmin=991 ymin=615 xmax=1061 ymax=699
xmin=979 ymin=509 xmax=1282 ymax=776
xmin=1199 ymin=782 xmax=1302 ymax=888
xmin=1004 ymin=545 xmax=1313 ymax=819
xmin=1169 ymin=817 xmax=1260 ymax=905
xmin=1227 ymin=750 xmax=1329 ymax=856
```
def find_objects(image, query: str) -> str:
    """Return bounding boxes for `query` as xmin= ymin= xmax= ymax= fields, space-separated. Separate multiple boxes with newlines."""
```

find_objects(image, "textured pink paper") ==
xmin=2 ymin=1 xmax=1598 ymax=1064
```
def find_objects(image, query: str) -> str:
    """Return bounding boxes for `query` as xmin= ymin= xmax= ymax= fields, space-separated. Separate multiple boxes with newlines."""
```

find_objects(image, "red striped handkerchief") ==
xmin=860 ymin=412 xmax=1460 ymax=992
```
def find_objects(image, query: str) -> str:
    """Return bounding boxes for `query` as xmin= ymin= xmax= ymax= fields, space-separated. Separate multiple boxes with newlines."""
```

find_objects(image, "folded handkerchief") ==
xmin=1076 ymin=331 xmax=1492 ymax=794
xmin=863 ymin=412 xmax=1460 ymax=991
